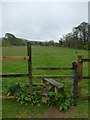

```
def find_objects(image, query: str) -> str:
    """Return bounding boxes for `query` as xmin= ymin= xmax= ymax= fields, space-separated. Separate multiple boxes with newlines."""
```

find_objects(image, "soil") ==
xmin=41 ymin=106 xmax=76 ymax=118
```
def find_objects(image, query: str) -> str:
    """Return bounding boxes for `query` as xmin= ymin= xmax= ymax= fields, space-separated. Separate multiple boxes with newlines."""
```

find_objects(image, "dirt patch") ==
xmin=41 ymin=106 xmax=76 ymax=118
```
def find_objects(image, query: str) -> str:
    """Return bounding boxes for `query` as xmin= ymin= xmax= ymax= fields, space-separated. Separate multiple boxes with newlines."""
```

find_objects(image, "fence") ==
xmin=0 ymin=42 xmax=90 ymax=100
xmin=74 ymin=56 xmax=90 ymax=99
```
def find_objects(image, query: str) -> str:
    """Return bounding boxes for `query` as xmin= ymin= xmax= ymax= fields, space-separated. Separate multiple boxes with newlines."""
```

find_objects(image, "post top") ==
xmin=77 ymin=55 xmax=83 ymax=58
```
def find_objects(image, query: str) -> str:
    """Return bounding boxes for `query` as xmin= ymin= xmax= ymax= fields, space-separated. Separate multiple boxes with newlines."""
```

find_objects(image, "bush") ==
xmin=6 ymin=83 xmax=73 ymax=111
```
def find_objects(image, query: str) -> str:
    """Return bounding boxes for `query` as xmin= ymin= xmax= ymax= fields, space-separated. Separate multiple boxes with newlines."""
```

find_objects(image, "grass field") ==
xmin=2 ymin=46 xmax=89 ymax=118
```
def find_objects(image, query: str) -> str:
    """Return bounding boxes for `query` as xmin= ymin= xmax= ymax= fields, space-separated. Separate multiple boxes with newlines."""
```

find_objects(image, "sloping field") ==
xmin=2 ymin=46 xmax=88 ymax=118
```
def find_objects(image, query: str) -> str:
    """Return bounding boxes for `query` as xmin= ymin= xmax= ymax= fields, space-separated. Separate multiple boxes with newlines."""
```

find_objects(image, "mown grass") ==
xmin=2 ymin=46 xmax=89 ymax=118
xmin=2 ymin=99 xmax=48 ymax=118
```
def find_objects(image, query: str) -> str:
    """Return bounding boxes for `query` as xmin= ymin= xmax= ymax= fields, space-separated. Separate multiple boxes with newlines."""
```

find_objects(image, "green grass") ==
xmin=2 ymin=46 xmax=89 ymax=118
xmin=2 ymin=99 xmax=48 ymax=118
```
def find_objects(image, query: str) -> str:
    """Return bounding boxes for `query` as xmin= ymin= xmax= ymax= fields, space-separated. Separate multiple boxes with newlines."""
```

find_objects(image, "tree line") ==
xmin=59 ymin=22 xmax=90 ymax=50
xmin=1 ymin=22 xmax=90 ymax=50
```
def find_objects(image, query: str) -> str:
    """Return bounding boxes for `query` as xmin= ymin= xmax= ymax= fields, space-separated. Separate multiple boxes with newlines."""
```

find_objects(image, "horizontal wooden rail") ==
xmin=82 ymin=58 xmax=90 ymax=62
xmin=28 ymin=83 xmax=43 ymax=86
xmin=0 ymin=96 xmax=15 ymax=99
xmin=0 ymin=74 xmax=73 ymax=78
xmin=32 ymin=67 xmax=73 ymax=70
xmin=83 ymin=76 xmax=90 ymax=79
xmin=79 ymin=95 xmax=90 ymax=100
xmin=0 ymin=73 xmax=28 ymax=77
xmin=1 ymin=74 xmax=90 ymax=79
xmin=32 ymin=75 xmax=73 ymax=79
xmin=0 ymin=56 xmax=29 ymax=60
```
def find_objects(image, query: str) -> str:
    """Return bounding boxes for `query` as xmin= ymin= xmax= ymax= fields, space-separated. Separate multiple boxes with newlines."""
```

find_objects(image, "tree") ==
xmin=59 ymin=22 xmax=90 ymax=49
xmin=59 ymin=38 xmax=63 ymax=46
xmin=74 ymin=22 xmax=89 ymax=44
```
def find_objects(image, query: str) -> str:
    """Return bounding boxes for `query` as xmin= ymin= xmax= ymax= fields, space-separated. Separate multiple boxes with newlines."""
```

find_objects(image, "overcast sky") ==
xmin=0 ymin=2 xmax=88 ymax=42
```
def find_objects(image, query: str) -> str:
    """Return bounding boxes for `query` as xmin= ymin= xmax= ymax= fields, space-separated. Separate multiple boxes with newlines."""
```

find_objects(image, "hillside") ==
xmin=2 ymin=33 xmax=28 ymax=46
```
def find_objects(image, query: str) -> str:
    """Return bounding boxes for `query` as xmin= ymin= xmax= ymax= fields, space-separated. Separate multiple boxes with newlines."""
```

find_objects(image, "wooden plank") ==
xmin=43 ymin=78 xmax=64 ymax=89
xmin=33 ymin=83 xmax=43 ymax=86
xmin=0 ymin=73 xmax=28 ymax=77
xmin=26 ymin=83 xmax=43 ymax=86
xmin=82 ymin=58 xmax=90 ymax=62
xmin=1 ymin=74 xmax=89 ymax=79
xmin=79 ymin=95 xmax=90 ymax=100
xmin=0 ymin=96 xmax=15 ymax=99
xmin=0 ymin=74 xmax=73 ymax=78
xmin=0 ymin=56 xmax=29 ymax=60
xmin=83 ymin=76 xmax=90 ymax=79
xmin=32 ymin=75 xmax=73 ymax=79
xmin=33 ymin=67 xmax=73 ymax=70
xmin=55 ymin=87 xmax=58 ymax=95
xmin=27 ymin=42 xmax=33 ymax=94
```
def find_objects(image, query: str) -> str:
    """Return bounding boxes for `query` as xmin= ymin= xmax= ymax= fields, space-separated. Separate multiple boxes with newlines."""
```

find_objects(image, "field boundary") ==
xmin=1 ymin=42 xmax=90 ymax=100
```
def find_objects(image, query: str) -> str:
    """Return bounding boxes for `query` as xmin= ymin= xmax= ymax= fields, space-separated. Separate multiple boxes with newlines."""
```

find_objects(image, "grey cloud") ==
xmin=1 ymin=2 xmax=88 ymax=42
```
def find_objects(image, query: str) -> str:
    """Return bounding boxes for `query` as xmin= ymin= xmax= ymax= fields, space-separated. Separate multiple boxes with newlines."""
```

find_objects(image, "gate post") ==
xmin=76 ymin=55 xmax=83 ymax=98
xmin=72 ymin=62 xmax=77 ymax=106
xmin=27 ymin=42 xmax=33 ymax=94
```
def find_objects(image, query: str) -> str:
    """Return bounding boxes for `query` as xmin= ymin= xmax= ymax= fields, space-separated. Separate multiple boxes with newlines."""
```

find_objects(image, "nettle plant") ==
xmin=47 ymin=90 xmax=73 ymax=111
xmin=6 ymin=83 xmax=73 ymax=111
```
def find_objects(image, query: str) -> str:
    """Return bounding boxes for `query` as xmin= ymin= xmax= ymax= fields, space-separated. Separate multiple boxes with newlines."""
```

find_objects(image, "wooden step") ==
xmin=43 ymin=78 xmax=64 ymax=89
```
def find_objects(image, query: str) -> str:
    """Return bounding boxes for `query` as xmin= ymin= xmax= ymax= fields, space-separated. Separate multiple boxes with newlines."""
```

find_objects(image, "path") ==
xmin=41 ymin=106 xmax=75 ymax=118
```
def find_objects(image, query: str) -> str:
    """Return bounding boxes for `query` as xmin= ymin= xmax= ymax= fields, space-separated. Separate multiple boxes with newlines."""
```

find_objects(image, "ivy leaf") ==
xmin=20 ymin=101 xmax=24 ymax=105
xmin=59 ymin=106 xmax=63 ymax=111
xmin=63 ymin=105 xmax=68 ymax=111
xmin=37 ymin=103 xmax=40 ymax=107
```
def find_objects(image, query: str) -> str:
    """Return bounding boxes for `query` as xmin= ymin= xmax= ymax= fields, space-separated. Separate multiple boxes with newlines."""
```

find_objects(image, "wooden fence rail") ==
xmin=0 ymin=56 xmax=29 ymax=60
xmin=82 ymin=58 xmax=90 ymax=62
xmin=0 ymin=74 xmax=89 ymax=79
xmin=32 ymin=67 xmax=73 ymax=70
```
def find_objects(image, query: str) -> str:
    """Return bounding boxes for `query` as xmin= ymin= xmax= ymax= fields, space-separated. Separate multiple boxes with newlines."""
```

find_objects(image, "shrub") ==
xmin=6 ymin=83 xmax=73 ymax=111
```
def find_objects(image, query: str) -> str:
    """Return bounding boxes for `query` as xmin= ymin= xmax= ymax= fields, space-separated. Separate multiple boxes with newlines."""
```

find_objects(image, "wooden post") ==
xmin=55 ymin=87 xmax=58 ymax=96
xmin=76 ymin=55 xmax=83 ymax=97
xmin=27 ymin=42 xmax=33 ymax=94
xmin=72 ymin=62 xmax=77 ymax=106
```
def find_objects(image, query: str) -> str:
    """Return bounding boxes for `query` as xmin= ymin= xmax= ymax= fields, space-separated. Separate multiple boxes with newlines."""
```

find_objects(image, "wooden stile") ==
xmin=42 ymin=78 xmax=64 ymax=96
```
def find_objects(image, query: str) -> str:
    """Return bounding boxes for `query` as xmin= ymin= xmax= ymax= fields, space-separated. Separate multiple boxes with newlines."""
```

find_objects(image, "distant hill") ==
xmin=1 ymin=33 xmax=57 ymax=47
xmin=2 ymin=33 xmax=28 ymax=46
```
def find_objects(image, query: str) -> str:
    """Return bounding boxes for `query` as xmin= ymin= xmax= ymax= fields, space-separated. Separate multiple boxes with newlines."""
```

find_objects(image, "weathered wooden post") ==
xmin=27 ymin=42 xmax=33 ymax=94
xmin=72 ymin=62 xmax=77 ymax=106
xmin=76 ymin=55 xmax=83 ymax=98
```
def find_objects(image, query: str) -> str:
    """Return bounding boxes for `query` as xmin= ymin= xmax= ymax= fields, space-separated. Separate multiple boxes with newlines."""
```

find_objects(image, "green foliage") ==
xmin=84 ymin=41 xmax=90 ymax=50
xmin=60 ymin=22 xmax=90 ymax=49
xmin=16 ymin=91 xmax=42 ymax=106
xmin=6 ymin=83 xmax=73 ymax=111
xmin=47 ymin=89 xmax=73 ymax=111
xmin=6 ymin=83 xmax=22 ymax=96
xmin=6 ymin=83 xmax=42 ymax=106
